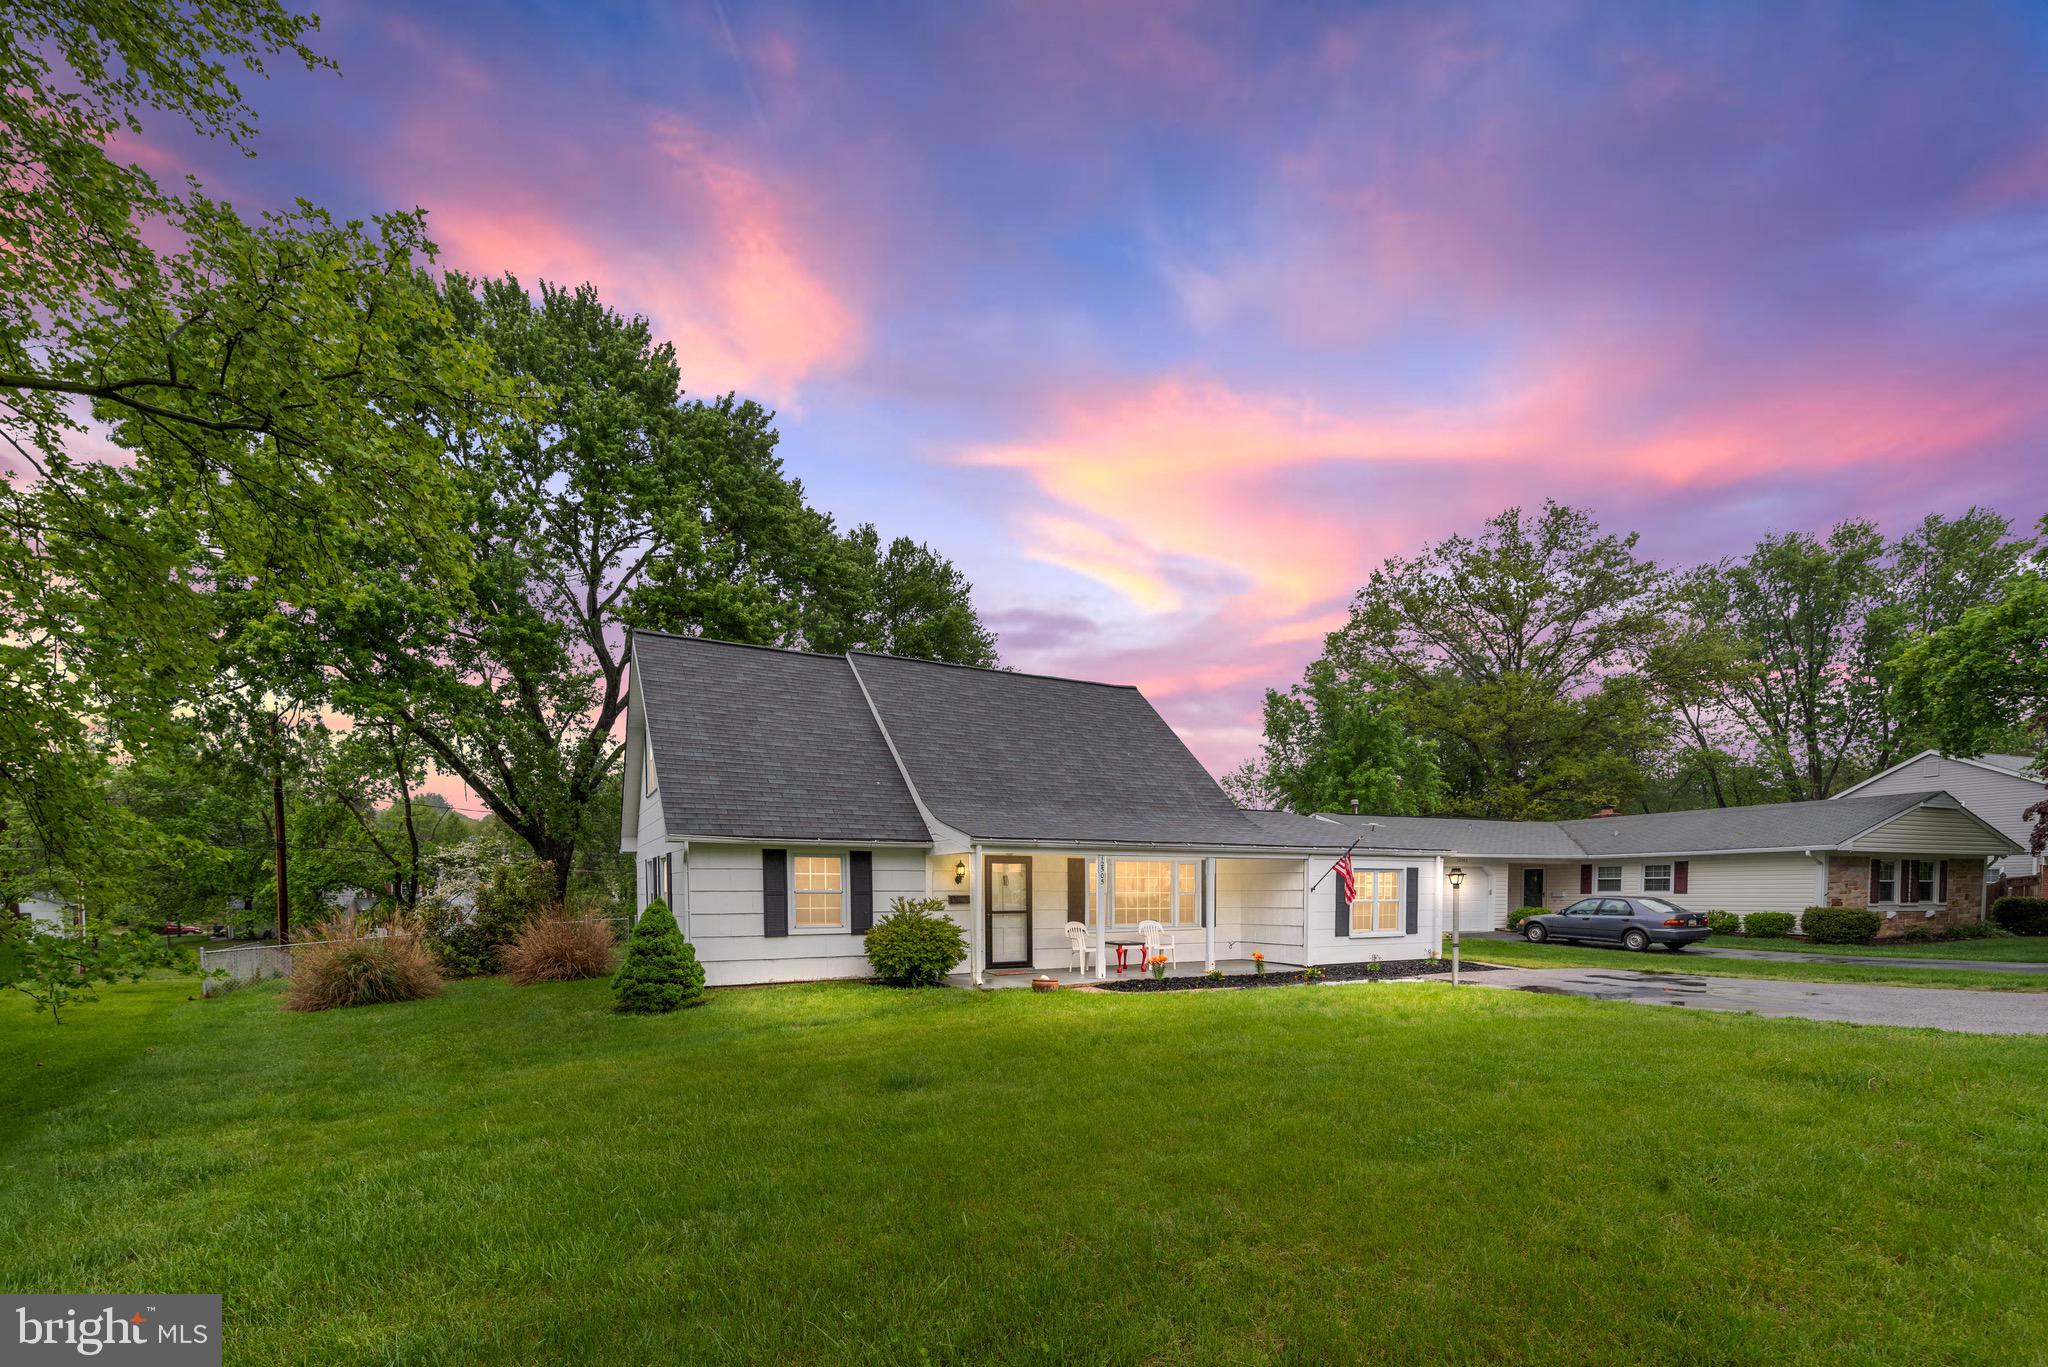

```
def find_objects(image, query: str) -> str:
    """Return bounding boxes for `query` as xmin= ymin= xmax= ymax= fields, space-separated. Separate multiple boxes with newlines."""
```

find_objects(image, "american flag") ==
xmin=1335 ymin=853 xmax=1356 ymax=904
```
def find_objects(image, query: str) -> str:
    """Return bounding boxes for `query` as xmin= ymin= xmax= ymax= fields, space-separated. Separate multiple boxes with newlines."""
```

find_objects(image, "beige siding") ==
xmin=1847 ymin=805 xmax=2015 ymax=857
xmin=1661 ymin=853 xmax=1820 ymax=918
xmin=688 ymin=843 xmax=932 ymax=987
xmin=1847 ymin=758 xmax=2040 ymax=877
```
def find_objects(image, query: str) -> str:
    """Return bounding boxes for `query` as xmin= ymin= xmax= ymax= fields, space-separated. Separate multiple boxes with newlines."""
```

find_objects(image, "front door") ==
xmin=1521 ymin=867 xmax=1544 ymax=909
xmin=985 ymin=857 xmax=1032 ymax=968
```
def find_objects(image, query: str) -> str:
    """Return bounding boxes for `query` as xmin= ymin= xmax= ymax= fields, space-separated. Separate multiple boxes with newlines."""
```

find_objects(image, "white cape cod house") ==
xmin=620 ymin=632 xmax=2019 ymax=986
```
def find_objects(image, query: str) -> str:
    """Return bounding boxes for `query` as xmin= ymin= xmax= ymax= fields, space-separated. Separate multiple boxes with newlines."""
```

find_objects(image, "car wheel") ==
xmin=1623 ymin=928 xmax=1650 ymax=952
xmin=1524 ymin=921 xmax=1548 ymax=943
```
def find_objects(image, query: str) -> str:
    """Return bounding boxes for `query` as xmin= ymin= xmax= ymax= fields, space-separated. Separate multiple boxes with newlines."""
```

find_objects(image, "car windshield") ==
xmin=1637 ymin=897 xmax=1691 ymax=915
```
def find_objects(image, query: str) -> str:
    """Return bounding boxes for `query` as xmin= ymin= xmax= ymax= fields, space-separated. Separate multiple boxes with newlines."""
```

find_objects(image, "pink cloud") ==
xmin=391 ymin=111 xmax=860 ymax=404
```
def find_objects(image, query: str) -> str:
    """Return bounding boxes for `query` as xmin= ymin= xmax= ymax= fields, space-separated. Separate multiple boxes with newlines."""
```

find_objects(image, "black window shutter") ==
xmin=663 ymin=852 xmax=675 ymax=906
xmin=1067 ymin=857 xmax=1086 ymax=926
xmin=849 ymin=851 xmax=874 ymax=933
xmin=763 ymin=849 xmax=788 ymax=937
xmin=1673 ymin=860 xmax=1689 ymax=895
xmin=1404 ymin=867 xmax=1419 ymax=935
xmin=1334 ymin=868 xmax=1349 ymax=937
xmin=1869 ymin=858 xmax=1882 ymax=903
xmin=1937 ymin=859 xmax=1947 ymax=905
xmin=1579 ymin=863 xmax=1593 ymax=895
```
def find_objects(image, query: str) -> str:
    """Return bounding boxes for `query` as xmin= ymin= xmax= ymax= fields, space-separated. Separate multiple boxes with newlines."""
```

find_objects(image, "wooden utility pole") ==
xmin=270 ymin=712 xmax=290 ymax=946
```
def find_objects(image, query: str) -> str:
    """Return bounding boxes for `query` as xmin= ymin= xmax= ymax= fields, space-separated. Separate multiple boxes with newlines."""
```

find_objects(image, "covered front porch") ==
xmin=931 ymin=849 xmax=1312 ymax=986
xmin=952 ymin=957 xmax=1280 ymax=989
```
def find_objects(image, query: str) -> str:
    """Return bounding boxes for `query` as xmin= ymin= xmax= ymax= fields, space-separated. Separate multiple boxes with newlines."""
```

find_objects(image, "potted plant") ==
xmin=1031 ymin=974 xmax=1058 ymax=992
xmin=1148 ymin=953 xmax=1169 ymax=981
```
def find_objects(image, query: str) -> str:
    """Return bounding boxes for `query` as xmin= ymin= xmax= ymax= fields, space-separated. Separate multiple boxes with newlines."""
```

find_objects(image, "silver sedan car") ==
xmin=1520 ymin=896 xmax=1712 ymax=952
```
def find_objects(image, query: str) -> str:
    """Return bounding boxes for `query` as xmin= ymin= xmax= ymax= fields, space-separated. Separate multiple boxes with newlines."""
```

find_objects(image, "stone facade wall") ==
xmin=1824 ymin=855 xmax=1870 ymax=909
xmin=1873 ymin=858 xmax=1986 ymax=940
xmin=1824 ymin=855 xmax=1987 ymax=938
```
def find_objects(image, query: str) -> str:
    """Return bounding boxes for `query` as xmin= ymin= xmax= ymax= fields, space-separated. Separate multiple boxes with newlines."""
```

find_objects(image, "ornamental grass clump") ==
xmin=286 ymin=932 xmax=442 ymax=1012
xmin=505 ymin=914 xmax=616 ymax=985
xmin=612 ymin=900 xmax=705 ymax=1013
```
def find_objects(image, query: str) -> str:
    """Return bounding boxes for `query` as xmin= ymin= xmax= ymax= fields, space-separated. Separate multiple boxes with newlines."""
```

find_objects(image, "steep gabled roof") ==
xmin=846 ymin=652 xmax=1306 ymax=847
xmin=631 ymin=633 xmax=931 ymax=843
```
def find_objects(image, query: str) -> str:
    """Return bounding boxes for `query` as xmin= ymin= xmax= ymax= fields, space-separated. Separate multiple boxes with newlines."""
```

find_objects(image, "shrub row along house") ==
xmin=620 ymin=633 xmax=2021 ymax=986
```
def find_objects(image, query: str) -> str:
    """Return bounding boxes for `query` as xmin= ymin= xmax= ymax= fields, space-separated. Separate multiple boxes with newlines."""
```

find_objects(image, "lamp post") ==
xmin=1447 ymin=866 xmax=1465 ymax=986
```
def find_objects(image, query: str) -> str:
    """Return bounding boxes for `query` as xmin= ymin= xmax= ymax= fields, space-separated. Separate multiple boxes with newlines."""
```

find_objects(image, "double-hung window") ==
xmin=1595 ymin=865 xmax=1623 ymax=893
xmin=1351 ymin=869 xmax=1402 ymax=935
xmin=1642 ymin=863 xmax=1673 ymax=893
xmin=793 ymin=854 xmax=846 ymax=930
xmin=1872 ymin=859 xmax=1897 ymax=904
xmin=1106 ymin=859 xmax=1203 ymax=929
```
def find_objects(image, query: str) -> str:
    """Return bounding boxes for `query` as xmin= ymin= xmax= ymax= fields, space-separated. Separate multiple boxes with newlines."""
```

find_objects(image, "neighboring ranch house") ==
xmin=1319 ymin=793 xmax=2019 ymax=940
xmin=14 ymin=893 xmax=77 ymax=934
xmin=620 ymin=632 xmax=2023 ymax=985
xmin=1833 ymin=750 xmax=2045 ymax=894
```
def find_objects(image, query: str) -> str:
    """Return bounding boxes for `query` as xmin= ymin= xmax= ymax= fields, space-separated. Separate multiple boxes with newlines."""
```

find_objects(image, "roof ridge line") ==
xmin=849 ymin=649 xmax=1138 ymax=690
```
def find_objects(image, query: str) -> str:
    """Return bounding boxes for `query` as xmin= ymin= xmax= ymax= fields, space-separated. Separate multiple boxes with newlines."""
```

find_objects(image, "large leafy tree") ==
xmin=1893 ymin=516 xmax=2048 ymax=859
xmin=303 ymin=278 xmax=995 ymax=898
xmin=2 ymin=0 xmax=494 ymax=855
xmin=1224 ymin=660 xmax=1441 ymax=815
xmin=1691 ymin=510 xmax=2034 ymax=801
xmin=1323 ymin=502 xmax=1668 ymax=818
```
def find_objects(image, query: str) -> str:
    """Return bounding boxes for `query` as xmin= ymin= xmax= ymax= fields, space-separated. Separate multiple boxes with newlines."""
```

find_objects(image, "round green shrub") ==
xmin=865 ymin=896 xmax=967 ymax=987
xmin=612 ymin=899 xmax=705 ymax=1013
xmin=1801 ymin=905 xmax=1881 ymax=945
xmin=1742 ymin=911 xmax=1798 ymax=939
xmin=1703 ymin=910 xmax=1741 ymax=935
xmin=1507 ymin=906 xmax=1546 ymax=929
xmin=1991 ymin=897 xmax=2048 ymax=936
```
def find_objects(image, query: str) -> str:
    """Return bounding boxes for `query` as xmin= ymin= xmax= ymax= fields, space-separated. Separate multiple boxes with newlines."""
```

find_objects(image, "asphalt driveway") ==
xmin=1470 ymin=967 xmax=2048 ymax=1035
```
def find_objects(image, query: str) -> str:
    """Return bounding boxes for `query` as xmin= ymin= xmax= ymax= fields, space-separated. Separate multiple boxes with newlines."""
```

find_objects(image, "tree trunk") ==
xmin=270 ymin=714 xmax=290 ymax=946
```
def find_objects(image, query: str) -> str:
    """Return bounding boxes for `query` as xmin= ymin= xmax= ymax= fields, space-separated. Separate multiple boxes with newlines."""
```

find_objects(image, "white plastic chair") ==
xmin=1138 ymin=919 xmax=1177 ymax=970
xmin=1063 ymin=921 xmax=1094 ymax=974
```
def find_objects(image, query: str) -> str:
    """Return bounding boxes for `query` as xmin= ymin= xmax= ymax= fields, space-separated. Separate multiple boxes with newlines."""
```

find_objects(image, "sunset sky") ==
xmin=131 ymin=0 xmax=2048 ymax=776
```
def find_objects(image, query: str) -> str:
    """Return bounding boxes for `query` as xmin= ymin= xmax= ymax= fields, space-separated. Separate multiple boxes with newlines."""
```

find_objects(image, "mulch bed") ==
xmin=1095 ymin=957 xmax=1502 ymax=992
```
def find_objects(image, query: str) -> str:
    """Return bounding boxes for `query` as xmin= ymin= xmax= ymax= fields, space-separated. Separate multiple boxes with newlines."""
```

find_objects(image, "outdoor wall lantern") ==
xmin=953 ymin=860 xmax=967 ymax=885
xmin=1447 ymin=866 xmax=1465 ymax=888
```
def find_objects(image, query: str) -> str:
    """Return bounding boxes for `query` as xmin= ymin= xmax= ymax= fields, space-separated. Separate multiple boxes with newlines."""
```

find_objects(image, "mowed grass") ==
xmin=1709 ymin=934 xmax=2048 ymax=962
xmin=4 ymin=974 xmax=2047 ymax=1365
xmin=1470 ymin=935 xmax=2048 ymax=990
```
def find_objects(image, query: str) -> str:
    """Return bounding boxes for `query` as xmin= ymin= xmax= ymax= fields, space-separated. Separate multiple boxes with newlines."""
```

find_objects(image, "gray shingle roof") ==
xmin=1324 ymin=791 xmax=1953 ymax=858
xmin=632 ymin=632 xmax=931 ymax=843
xmin=847 ymin=652 xmax=1312 ymax=847
xmin=1556 ymin=791 xmax=1936 ymax=856
xmin=1981 ymin=753 xmax=2041 ymax=776
xmin=1316 ymin=813 xmax=1584 ymax=858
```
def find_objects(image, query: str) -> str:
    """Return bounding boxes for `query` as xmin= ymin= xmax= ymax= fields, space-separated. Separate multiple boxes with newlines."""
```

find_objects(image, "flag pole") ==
xmin=1306 ymin=835 xmax=1366 ymax=893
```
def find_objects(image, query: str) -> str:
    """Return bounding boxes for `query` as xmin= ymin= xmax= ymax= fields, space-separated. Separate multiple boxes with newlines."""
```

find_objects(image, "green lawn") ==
xmin=1469 ymin=936 xmax=2048 ymax=990
xmin=1709 ymin=934 xmax=2048 ymax=962
xmin=5 ymin=974 xmax=2047 ymax=1365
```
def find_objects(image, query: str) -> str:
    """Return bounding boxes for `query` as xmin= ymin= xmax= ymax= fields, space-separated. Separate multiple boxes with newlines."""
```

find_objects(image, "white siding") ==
xmin=1218 ymin=857 xmax=1308 ymax=965
xmin=1303 ymin=852 xmax=1445 ymax=965
xmin=1847 ymin=757 xmax=2040 ymax=878
xmin=687 ymin=843 xmax=932 ymax=987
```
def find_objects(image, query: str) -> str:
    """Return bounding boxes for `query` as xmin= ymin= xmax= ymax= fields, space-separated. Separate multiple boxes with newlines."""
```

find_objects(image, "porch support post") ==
xmin=1095 ymin=856 xmax=1109 ymax=980
xmin=969 ymin=842 xmax=983 ymax=987
xmin=1202 ymin=857 xmax=1216 ymax=971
